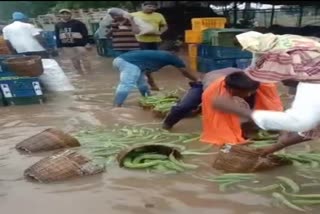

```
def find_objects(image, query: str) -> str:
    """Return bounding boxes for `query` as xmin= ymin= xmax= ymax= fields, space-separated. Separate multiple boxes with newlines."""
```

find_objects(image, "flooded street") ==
xmin=0 ymin=51 xmax=316 ymax=214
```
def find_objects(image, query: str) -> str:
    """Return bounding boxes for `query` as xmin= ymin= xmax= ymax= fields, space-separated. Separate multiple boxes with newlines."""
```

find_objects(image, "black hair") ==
xmin=225 ymin=72 xmax=260 ymax=91
xmin=142 ymin=1 xmax=157 ymax=6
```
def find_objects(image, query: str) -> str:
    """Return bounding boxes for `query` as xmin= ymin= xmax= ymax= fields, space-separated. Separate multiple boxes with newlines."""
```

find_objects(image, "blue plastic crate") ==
xmin=236 ymin=58 xmax=252 ymax=69
xmin=41 ymin=31 xmax=57 ymax=49
xmin=0 ymin=77 xmax=43 ymax=98
xmin=197 ymin=45 xmax=252 ymax=59
xmin=197 ymin=57 xmax=236 ymax=73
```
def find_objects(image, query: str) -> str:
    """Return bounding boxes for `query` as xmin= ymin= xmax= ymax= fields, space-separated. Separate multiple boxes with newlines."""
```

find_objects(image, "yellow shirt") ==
xmin=131 ymin=11 xmax=167 ymax=43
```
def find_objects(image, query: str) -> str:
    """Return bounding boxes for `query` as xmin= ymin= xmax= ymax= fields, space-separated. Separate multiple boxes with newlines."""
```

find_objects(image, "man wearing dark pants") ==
xmin=163 ymin=67 xmax=242 ymax=130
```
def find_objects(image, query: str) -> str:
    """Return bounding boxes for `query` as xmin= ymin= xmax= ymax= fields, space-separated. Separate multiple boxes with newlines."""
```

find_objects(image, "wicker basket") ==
xmin=212 ymin=145 xmax=291 ymax=173
xmin=16 ymin=128 xmax=80 ymax=153
xmin=2 ymin=56 xmax=44 ymax=77
xmin=117 ymin=144 xmax=182 ymax=167
xmin=24 ymin=150 xmax=105 ymax=183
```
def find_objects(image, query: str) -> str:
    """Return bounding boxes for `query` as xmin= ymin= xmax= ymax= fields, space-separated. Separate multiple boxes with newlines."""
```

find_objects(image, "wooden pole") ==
xmin=270 ymin=5 xmax=275 ymax=27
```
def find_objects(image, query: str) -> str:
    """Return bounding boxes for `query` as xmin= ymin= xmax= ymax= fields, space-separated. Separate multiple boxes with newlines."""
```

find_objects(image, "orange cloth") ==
xmin=0 ymin=36 xmax=10 ymax=54
xmin=200 ymin=77 xmax=283 ymax=145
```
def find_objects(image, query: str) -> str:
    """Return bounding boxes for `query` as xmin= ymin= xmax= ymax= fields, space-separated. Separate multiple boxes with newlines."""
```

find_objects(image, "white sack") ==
xmin=107 ymin=8 xmax=157 ymax=36
xmin=40 ymin=59 xmax=75 ymax=92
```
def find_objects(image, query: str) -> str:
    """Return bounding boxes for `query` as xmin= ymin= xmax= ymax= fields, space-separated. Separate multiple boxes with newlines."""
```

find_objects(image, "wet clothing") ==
xmin=55 ymin=19 xmax=89 ymax=48
xmin=118 ymin=50 xmax=185 ymax=73
xmin=163 ymin=68 xmax=241 ymax=128
xmin=2 ymin=21 xmax=45 ymax=53
xmin=252 ymin=82 xmax=320 ymax=139
xmin=113 ymin=57 xmax=150 ymax=106
xmin=201 ymin=77 xmax=283 ymax=145
xmin=114 ymin=50 xmax=185 ymax=106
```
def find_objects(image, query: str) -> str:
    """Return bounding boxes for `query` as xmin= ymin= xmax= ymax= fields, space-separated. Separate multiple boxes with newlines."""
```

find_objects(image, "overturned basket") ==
xmin=213 ymin=144 xmax=291 ymax=173
xmin=24 ymin=150 xmax=105 ymax=183
xmin=16 ymin=128 xmax=80 ymax=153
xmin=117 ymin=144 xmax=182 ymax=167
xmin=2 ymin=55 xmax=43 ymax=77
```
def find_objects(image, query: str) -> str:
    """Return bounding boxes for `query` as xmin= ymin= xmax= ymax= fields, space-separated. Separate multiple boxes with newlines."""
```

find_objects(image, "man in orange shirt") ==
xmin=201 ymin=71 xmax=283 ymax=146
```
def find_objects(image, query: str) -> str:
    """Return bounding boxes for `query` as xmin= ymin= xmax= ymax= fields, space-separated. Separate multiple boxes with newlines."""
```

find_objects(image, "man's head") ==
xmin=107 ymin=8 xmax=125 ymax=22
xmin=142 ymin=1 xmax=157 ymax=14
xmin=225 ymin=72 xmax=260 ymax=98
xmin=12 ymin=12 xmax=28 ymax=22
xmin=59 ymin=9 xmax=72 ymax=22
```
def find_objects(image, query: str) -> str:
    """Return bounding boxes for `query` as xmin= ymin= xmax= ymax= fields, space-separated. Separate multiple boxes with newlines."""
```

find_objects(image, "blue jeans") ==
xmin=163 ymin=82 xmax=203 ymax=128
xmin=113 ymin=57 xmax=150 ymax=106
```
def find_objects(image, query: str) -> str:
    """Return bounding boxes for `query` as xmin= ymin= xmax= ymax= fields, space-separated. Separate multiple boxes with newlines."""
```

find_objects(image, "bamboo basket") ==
xmin=16 ymin=128 xmax=80 ymax=153
xmin=213 ymin=145 xmax=291 ymax=173
xmin=3 ymin=56 xmax=44 ymax=77
xmin=24 ymin=150 xmax=105 ymax=183
xmin=117 ymin=144 xmax=182 ymax=167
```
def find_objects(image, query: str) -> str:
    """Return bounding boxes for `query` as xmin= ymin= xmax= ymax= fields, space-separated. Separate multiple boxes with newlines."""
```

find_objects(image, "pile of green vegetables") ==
xmin=74 ymin=125 xmax=211 ymax=169
xmin=123 ymin=151 xmax=198 ymax=174
xmin=194 ymin=141 xmax=320 ymax=212
xmin=247 ymin=130 xmax=279 ymax=148
xmin=195 ymin=171 xmax=320 ymax=212
xmin=138 ymin=91 xmax=180 ymax=115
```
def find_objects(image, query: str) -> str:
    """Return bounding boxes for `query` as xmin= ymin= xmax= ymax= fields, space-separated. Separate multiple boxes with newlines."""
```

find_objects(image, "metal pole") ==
xmin=270 ymin=5 xmax=275 ymax=27
xmin=233 ymin=2 xmax=237 ymax=26
xmin=298 ymin=5 xmax=304 ymax=27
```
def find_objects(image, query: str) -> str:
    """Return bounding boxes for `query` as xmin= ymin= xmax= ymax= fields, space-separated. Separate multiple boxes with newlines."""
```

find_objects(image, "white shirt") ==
xmin=2 ymin=21 xmax=45 ymax=53
xmin=252 ymin=82 xmax=320 ymax=132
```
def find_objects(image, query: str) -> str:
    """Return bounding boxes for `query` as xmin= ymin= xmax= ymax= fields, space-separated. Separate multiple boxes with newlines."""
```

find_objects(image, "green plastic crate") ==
xmin=4 ymin=96 xmax=45 ymax=106
xmin=202 ymin=28 xmax=248 ymax=47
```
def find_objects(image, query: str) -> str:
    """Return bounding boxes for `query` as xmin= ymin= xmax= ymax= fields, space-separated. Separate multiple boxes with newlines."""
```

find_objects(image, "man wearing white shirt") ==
xmin=2 ymin=12 xmax=48 ymax=58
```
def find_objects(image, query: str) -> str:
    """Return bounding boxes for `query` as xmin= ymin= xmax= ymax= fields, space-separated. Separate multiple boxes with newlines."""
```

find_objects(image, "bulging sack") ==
xmin=40 ymin=59 xmax=75 ymax=92
xmin=107 ymin=8 xmax=157 ymax=36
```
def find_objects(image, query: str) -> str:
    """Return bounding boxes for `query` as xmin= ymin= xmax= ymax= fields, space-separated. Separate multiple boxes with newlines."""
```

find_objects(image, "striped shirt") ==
xmin=111 ymin=21 xmax=140 ymax=51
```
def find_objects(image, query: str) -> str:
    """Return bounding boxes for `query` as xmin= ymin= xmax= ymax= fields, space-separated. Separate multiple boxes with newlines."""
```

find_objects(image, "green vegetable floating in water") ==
xmin=272 ymin=192 xmax=305 ymax=212
xmin=276 ymin=176 xmax=300 ymax=193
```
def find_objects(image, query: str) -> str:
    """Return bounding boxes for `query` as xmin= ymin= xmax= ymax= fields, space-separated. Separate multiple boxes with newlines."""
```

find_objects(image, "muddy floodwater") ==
xmin=0 ymin=51 xmax=318 ymax=214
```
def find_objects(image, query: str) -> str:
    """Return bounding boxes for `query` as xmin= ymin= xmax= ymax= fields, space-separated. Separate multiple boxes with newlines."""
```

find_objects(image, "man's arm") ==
xmin=259 ymin=132 xmax=309 ymax=156
xmin=4 ymin=40 xmax=16 ymax=54
xmin=78 ymin=22 xmax=90 ymax=46
xmin=2 ymin=28 xmax=16 ymax=54
xmin=145 ymin=72 xmax=160 ymax=91
xmin=127 ymin=16 xmax=140 ymax=35
xmin=159 ymin=14 xmax=168 ymax=35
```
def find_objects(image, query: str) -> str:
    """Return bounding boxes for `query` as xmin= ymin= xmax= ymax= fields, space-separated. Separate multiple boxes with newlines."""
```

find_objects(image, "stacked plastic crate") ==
xmin=198 ymin=28 xmax=253 ymax=73
xmin=185 ymin=17 xmax=227 ymax=71
xmin=0 ymin=55 xmax=44 ymax=106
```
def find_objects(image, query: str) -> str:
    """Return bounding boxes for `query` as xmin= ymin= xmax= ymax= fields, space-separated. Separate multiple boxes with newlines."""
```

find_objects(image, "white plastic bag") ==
xmin=39 ymin=59 xmax=75 ymax=92
xmin=107 ymin=8 xmax=157 ymax=36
